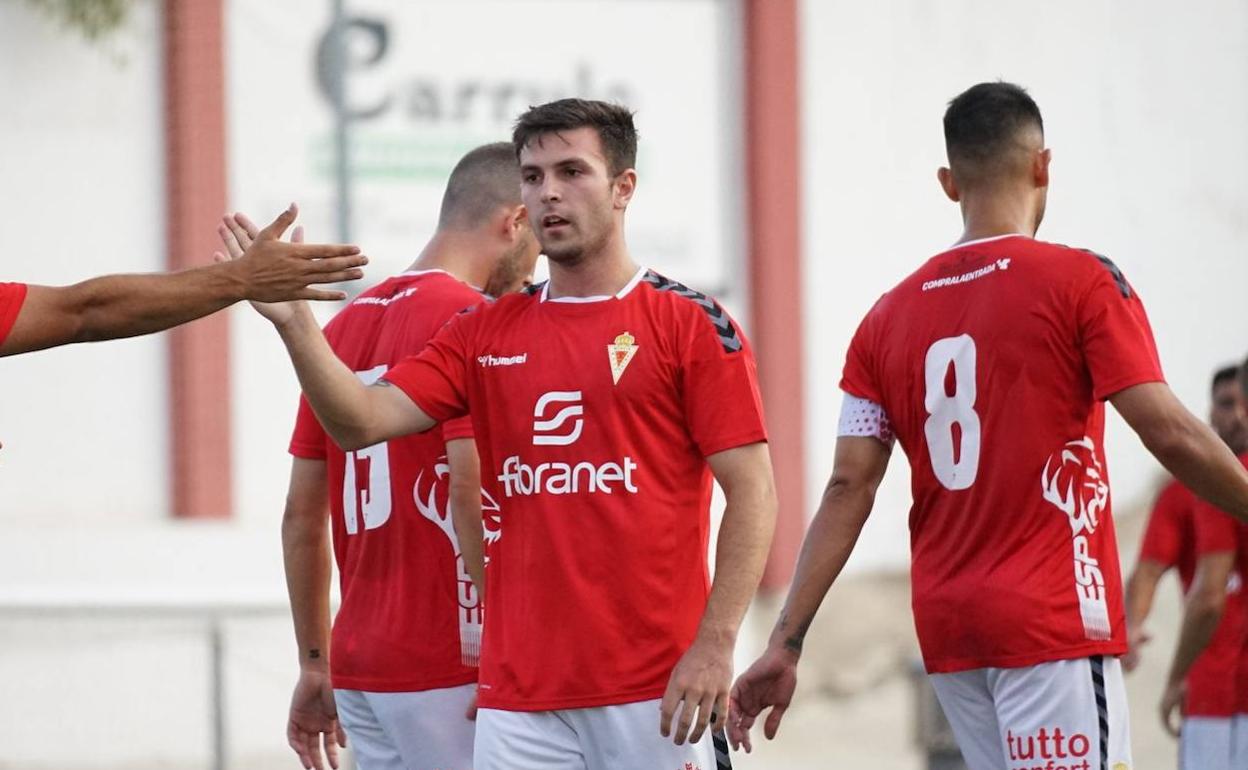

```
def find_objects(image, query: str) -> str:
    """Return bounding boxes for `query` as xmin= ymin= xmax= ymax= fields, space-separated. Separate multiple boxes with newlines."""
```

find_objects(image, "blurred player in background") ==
xmin=216 ymin=144 xmax=539 ymax=770
xmin=1124 ymin=364 xmax=1247 ymax=769
xmin=728 ymin=81 xmax=1248 ymax=770
xmin=0 ymin=205 xmax=363 ymax=357
xmin=240 ymin=98 xmax=777 ymax=770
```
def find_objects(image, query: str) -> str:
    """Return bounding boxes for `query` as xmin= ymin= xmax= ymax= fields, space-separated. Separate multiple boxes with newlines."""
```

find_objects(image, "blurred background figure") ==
xmin=1124 ymin=365 xmax=1248 ymax=769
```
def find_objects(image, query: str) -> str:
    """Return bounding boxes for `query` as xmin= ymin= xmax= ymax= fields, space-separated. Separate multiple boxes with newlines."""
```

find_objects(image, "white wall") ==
xmin=801 ymin=0 xmax=1248 ymax=572
xmin=0 ymin=1 xmax=168 ymax=524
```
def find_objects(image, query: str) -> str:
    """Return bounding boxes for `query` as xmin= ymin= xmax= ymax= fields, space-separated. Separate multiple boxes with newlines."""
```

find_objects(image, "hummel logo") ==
xmin=533 ymin=391 xmax=583 ymax=446
xmin=997 ymin=258 xmax=1012 ymax=270
xmin=478 ymin=353 xmax=528 ymax=367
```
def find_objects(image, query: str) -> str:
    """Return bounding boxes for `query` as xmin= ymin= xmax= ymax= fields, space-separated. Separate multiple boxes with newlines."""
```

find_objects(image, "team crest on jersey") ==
xmin=608 ymin=331 xmax=639 ymax=384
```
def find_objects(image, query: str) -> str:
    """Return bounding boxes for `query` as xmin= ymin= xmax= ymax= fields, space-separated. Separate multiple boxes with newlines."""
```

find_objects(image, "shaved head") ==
xmin=438 ymin=142 xmax=522 ymax=231
xmin=943 ymin=82 xmax=1044 ymax=189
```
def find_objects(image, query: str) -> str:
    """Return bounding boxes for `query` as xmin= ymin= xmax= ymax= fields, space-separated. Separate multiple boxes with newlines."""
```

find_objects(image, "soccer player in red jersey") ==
xmin=243 ymin=99 xmax=777 ymax=770
xmin=728 ymin=82 xmax=1248 ymax=770
xmin=0 ymin=205 xmax=363 ymax=357
xmin=217 ymin=144 xmax=539 ymax=770
xmin=1124 ymin=365 xmax=1247 ymax=769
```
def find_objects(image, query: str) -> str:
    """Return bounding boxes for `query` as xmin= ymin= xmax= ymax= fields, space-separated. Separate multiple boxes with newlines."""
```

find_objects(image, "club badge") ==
xmin=608 ymin=331 xmax=638 ymax=385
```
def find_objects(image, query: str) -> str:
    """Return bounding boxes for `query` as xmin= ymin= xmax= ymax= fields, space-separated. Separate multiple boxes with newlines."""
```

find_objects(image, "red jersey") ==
xmin=1139 ymin=480 xmax=1245 ymax=716
xmin=1193 ymin=452 xmax=1248 ymax=714
xmin=841 ymin=235 xmax=1164 ymax=673
xmin=384 ymin=268 xmax=768 ymax=711
xmin=0 ymin=282 xmax=28 ymax=345
xmin=289 ymin=270 xmax=486 ymax=692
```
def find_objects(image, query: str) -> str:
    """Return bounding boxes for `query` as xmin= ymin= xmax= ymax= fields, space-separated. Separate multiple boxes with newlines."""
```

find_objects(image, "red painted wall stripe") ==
xmin=164 ymin=0 xmax=231 ymax=518
xmin=745 ymin=0 xmax=805 ymax=590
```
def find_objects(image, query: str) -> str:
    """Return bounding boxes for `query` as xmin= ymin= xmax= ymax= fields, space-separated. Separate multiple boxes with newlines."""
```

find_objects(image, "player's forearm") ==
xmin=451 ymin=482 xmax=486 ymax=595
xmin=275 ymin=308 xmax=386 ymax=450
xmin=282 ymin=510 xmax=334 ymax=672
xmin=1124 ymin=564 xmax=1163 ymax=631
xmin=64 ymin=265 xmax=245 ymax=345
xmin=767 ymin=475 xmax=874 ymax=656
xmin=1165 ymin=594 xmax=1224 ymax=686
xmin=697 ymin=479 xmax=778 ymax=648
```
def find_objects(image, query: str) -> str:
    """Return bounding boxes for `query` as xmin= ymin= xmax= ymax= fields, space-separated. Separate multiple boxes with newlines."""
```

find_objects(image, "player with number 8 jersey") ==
xmin=841 ymin=233 xmax=1163 ymax=672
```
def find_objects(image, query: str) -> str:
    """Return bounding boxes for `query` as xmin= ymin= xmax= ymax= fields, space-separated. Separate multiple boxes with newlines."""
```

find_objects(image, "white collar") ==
xmin=540 ymin=266 xmax=647 ymax=303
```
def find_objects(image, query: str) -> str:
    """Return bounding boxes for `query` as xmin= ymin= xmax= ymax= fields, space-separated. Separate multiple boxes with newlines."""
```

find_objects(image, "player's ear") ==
xmin=1033 ymin=148 xmax=1051 ymax=189
xmin=508 ymin=204 xmax=529 ymax=239
xmin=613 ymin=169 xmax=637 ymax=209
xmin=937 ymin=167 xmax=959 ymax=202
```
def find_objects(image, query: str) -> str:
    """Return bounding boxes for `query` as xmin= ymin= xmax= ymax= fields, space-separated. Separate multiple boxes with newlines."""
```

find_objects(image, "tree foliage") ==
xmin=20 ymin=0 xmax=135 ymax=42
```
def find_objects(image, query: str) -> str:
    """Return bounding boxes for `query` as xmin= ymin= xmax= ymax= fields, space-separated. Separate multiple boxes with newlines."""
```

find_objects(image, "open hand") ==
xmin=215 ymin=209 xmax=326 ymax=326
xmin=287 ymin=670 xmax=347 ymax=770
xmin=659 ymin=637 xmax=733 ymax=747
xmin=727 ymin=646 xmax=799 ymax=753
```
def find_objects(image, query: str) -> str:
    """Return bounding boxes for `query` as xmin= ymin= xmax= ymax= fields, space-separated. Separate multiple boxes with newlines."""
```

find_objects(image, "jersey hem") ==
xmin=1093 ymin=372 xmax=1165 ymax=402
xmin=699 ymin=431 xmax=768 ymax=458
xmin=477 ymin=684 xmax=668 ymax=712
xmin=330 ymin=670 xmax=477 ymax=693
xmin=288 ymin=442 xmax=327 ymax=460
xmin=922 ymin=641 xmax=1128 ymax=674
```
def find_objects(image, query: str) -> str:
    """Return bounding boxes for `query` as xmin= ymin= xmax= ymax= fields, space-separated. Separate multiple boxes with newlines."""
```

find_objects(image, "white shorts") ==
xmin=930 ymin=656 xmax=1130 ymax=770
xmin=1180 ymin=716 xmax=1233 ymax=770
xmin=1233 ymin=715 xmax=1248 ymax=767
xmin=474 ymin=698 xmax=728 ymax=770
xmin=334 ymin=684 xmax=475 ymax=770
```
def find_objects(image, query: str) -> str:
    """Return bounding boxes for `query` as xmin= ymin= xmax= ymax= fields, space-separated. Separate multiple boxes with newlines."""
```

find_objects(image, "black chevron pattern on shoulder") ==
xmin=1081 ymin=249 xmax=1131 ymax=298
xmin=642 ymin=270 xmax=741 ymax=353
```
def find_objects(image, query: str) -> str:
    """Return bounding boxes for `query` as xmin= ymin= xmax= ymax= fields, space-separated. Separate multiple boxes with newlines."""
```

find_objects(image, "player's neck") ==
xmin=546 ymin=232 xmax=639 ymax=299
xmin=405 ymin=231 xmax=491 ymax=290
xmin=954 ymin=195 xmax=1039 ymax=245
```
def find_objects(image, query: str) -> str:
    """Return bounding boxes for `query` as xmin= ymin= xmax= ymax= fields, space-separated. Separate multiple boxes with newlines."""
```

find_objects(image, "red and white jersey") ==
xmin=289 ymin=270 xmax=487 ymax=692
xmin=1140 ymin=479 xmax=1245 ymax=716
xmin=841 ymin=235 xmax=1164 ymax=673
xmin=384 ymin=267 xmax=768 ymax=711
xmin=0 ymin=282 xmax=28 ymax=345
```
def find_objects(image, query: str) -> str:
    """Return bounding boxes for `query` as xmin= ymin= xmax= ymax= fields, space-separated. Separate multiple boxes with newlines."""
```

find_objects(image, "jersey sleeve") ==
xmin=0 ymin=282 xmax=29 ymax=345
xmin=680 ymin=305 xmax=768 ymax=457
xmin=441 ymin=415 xmax=475 ymax=443
xmin=1137 ymin=483 xmax=1185 ymax=567
xmin=288 ymin=394 xmax=329 ymax=460
xmin=383 ymin=309 xmax=474 ymax=423
xmin=1193 ymin=499 xmax=1240 ymax=557
xmin=1075 ymin=256 xmax=1165 ymax=400
xmin=839 ymin=303 xmax=884 ymax=404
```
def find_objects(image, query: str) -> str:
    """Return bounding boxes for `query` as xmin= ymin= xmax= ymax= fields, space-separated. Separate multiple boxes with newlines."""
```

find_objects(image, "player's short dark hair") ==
xmin=438 ymin=142 xmax=522 ymax=231
xmin=943 ymin=82 xmax=1044 ymax=183
xmin=1213 ymin=365 xmax=1240 ymax=393
xmin=512 ymin=99 xmax=637 ymax=177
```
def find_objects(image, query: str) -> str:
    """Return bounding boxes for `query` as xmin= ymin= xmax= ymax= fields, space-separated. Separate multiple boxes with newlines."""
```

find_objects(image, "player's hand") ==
xmin=659 ymin=636 xmax=733 ymax=746
xmin=287 ymin=669 xmax=347 ymax=770
xmin=1123 ymin=625 xmax=1152 ymax=673
xmin=465 ymin=688 xmax=479 ymax=721
xmin=215 ymin=212 xmax=317 ymax=327
xmin=727 ymin=645 xmax=799 ymax=753
xmin=1159 ymin=679 xmax=1186 ymax=738
xmin=214 ymin=204 xmax=365 ymax=304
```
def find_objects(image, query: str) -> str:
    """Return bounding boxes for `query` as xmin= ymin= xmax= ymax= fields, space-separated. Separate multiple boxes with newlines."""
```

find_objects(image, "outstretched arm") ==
xmin=0 ymin=205 xmax=365 ymax=357
xmin=1111 ymin=383 xmax=1248 ymax=521
xmin=215 ymin=214 xmax=435 ymax=450
xmin=728 ymin=435 xmax=891 ymax=752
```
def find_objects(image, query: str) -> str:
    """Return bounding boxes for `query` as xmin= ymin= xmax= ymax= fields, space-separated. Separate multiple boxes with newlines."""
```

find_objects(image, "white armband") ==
xmin=837 ymin=392 xmax=895 ymax=447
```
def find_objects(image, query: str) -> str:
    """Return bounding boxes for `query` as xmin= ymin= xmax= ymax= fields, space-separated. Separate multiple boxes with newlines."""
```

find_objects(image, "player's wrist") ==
xmin=693 ymin=620 xmax=738 ymax=652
